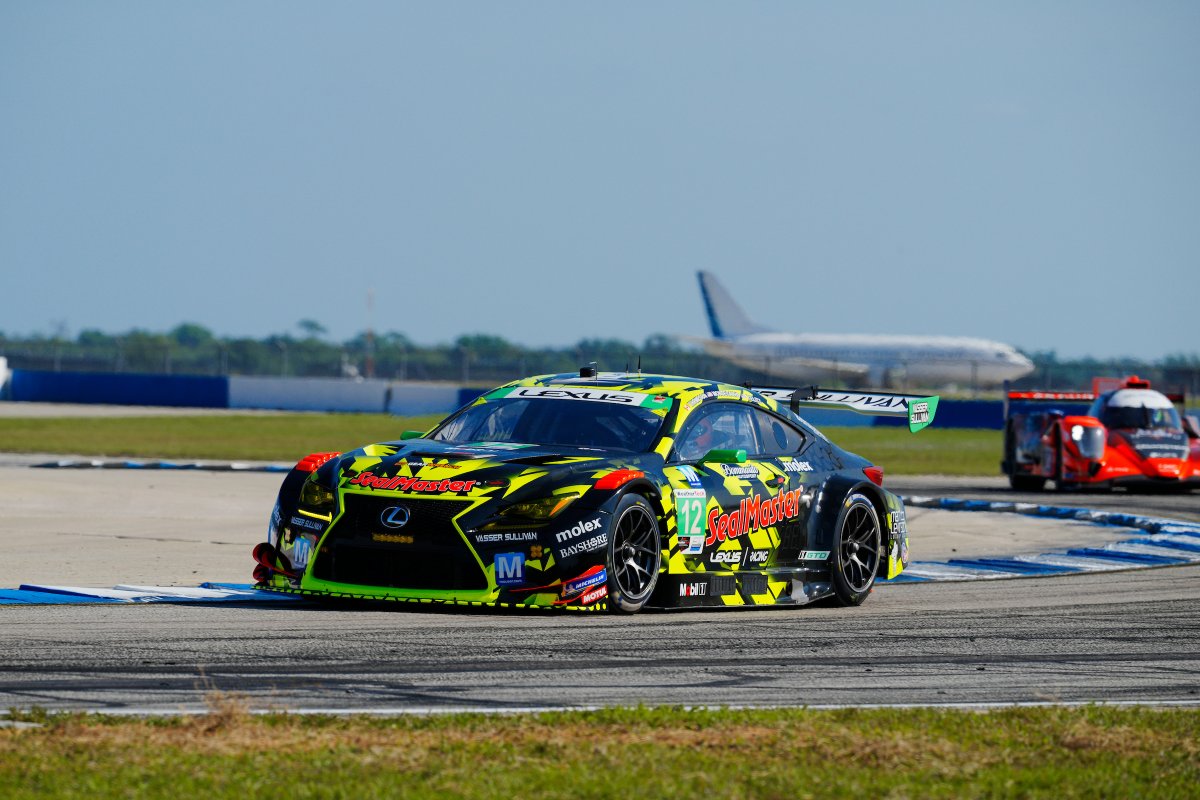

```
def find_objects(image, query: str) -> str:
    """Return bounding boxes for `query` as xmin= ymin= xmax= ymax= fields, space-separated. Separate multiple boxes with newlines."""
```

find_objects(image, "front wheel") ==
xmin=1053 ymin=431 xmax=1070 ymax=491
xmin=1009 ymin=474 xmax=1047 ymax=492
xmin=831 ymin=493 xmax=882 ymax=607
xmin=605 ymin=494 xmax=662 ymax=613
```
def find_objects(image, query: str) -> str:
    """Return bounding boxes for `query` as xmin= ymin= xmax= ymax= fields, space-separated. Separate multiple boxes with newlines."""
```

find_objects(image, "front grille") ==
xmin=313 ymin=495 xmax=486 ymax=590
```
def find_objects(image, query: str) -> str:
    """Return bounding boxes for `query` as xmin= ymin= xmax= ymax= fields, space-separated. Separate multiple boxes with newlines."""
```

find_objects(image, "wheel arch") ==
xmin=615 ymin=479 xmax=669 ymax=571
xmin=818 ymin=476 xmax=889 ymax=578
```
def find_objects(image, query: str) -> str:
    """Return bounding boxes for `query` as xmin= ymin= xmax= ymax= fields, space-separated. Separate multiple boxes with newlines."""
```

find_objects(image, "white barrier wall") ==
xmin=229 ymin=376 xmax=468 ymax=415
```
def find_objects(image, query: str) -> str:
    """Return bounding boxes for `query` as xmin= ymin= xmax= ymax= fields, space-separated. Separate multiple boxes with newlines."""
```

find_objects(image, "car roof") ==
xmin=1103 ymin=388 xmax=1175 ymax=409
xmin=508 ymin=371 xmax=772 ymax=409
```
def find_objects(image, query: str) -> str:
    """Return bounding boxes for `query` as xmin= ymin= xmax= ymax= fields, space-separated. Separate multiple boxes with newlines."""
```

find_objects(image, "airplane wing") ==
xmin=752 ymin=386 xmax=939 ymax=433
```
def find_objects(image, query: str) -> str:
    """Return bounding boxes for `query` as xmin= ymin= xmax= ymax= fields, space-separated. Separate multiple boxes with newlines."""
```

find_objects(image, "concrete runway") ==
xmin=1 ymin=465 xmax=1197 ymax=713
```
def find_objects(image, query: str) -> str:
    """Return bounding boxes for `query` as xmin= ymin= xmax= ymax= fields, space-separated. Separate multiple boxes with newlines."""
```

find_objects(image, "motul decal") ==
xmin=705 ymin=489 xmax=804 ymax=546
xmin=347 ymin=472 xmax=476 ymax=493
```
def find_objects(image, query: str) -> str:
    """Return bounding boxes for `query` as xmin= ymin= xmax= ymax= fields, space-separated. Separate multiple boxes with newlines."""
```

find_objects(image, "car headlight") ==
xmin=501 ymin=493 xmax=580 ymax=520
xmin=1070 ymin=424 xmax=1106 ymax=460
xmin=299 ymin=477 xmax=336 ymax=512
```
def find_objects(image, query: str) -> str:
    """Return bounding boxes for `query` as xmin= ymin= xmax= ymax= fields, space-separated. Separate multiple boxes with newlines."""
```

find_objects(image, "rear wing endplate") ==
xmin=752 ymin=386 xmax=939 ymax=433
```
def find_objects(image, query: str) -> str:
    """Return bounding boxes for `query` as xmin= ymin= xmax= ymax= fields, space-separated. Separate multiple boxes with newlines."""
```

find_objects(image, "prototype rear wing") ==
xmin=752 ymin=386 xmax=939 ymax=433
xmin=1002 ymin=383 xmax=1186 ymax=421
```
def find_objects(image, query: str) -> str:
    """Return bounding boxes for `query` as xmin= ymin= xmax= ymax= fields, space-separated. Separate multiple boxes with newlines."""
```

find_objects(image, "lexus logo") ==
xmin=380 ymin=506 xmax=411 ymax=529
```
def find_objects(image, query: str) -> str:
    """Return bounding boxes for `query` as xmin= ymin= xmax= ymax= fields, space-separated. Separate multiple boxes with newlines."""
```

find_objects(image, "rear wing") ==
xmin=752 ymin=386 xmax=939 ymax=433
xmin=1003 ymin=382 xmax=1186 ymax=420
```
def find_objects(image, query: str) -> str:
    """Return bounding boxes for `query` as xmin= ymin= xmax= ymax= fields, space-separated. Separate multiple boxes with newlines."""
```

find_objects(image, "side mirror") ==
xmin=700 ymin=448 xmax=748 ymax=464
xmin=400 ymin=430 xmax=425 ymax=440
xmin=1184 ymin=415 xmax=1200 ymax=440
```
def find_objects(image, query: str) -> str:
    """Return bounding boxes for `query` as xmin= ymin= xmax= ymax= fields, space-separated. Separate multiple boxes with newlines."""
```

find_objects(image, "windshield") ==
xmin=431 ymin=397 xmax=667 ymax=452
xmin=1099 ymin=404 xmax=1181 ymax=431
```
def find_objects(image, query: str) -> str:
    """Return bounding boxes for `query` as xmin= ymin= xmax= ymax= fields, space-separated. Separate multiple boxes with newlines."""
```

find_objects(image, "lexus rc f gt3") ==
xmin=252 ymin=370 xmax=939 ymax=612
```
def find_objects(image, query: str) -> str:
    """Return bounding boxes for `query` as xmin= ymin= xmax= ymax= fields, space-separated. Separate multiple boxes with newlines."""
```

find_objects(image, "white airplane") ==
xmin=687 ymin=271 xmax=1035 ymax=389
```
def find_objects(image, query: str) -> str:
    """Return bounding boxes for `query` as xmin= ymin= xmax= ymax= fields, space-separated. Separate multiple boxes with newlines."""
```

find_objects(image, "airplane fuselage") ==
xmin=700 ymin=332 xmax=1034 ymax=388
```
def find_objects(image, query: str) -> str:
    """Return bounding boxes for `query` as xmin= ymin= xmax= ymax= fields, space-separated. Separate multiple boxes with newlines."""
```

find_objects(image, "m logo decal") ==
xmin=495 ymin=553 xmax=525 ymax=586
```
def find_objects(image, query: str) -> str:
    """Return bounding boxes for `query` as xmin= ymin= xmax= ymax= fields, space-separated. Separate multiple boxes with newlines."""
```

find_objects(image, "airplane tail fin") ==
xmin=697 ymin=271 xmax=771 ymax=339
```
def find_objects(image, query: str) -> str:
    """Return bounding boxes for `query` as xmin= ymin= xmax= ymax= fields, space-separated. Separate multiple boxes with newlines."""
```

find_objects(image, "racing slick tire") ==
xmin=1053 ymin=431 xmax=1070 ymax=491
xmin=1009 ymin=474 xmax=1047 ymax=492
xmin=605 ymin=494 xmax=662 ymax=614
xmin=831 ymin=492 xmax=882 ymax=607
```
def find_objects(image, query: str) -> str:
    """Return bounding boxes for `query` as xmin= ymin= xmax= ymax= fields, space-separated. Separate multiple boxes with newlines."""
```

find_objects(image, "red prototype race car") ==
xmin=1002 ymin=376 xmax=1200 ymax=491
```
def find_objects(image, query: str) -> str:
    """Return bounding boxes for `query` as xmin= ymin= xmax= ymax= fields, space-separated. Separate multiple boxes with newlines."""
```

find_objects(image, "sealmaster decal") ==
xmin=705 ymin=489 xmax=805 ymax=546
xmin=348 ymin=473 xmax=477 ymax=493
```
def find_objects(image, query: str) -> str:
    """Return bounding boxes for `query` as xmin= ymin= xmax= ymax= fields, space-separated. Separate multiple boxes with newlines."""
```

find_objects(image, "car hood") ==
xmin=331 ymin=438 xmax=646 ymax=501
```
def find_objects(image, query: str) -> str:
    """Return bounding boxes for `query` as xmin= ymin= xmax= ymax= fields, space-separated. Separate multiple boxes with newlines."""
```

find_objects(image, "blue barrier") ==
xmin=9 ymin=370 xmax=227 ymax=408
xmin=4 ymin=369 xmax=1115 ymax=430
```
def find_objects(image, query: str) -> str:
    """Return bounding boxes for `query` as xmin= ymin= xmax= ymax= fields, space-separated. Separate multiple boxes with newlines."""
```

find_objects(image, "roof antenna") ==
xmin=637 ymin=355 xmax=642 ymax=377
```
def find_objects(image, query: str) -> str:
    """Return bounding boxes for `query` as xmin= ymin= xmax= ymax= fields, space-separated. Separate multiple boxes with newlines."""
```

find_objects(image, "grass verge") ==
xmin=1 ymin=704 xmax=1196 ymax=799
xmin=0 ymin=415 xmax=1001 ymax=475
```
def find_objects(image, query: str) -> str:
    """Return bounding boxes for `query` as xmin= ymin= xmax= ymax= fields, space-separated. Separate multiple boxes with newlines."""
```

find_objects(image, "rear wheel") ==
xmin=605 ymin=494 xmax=662 ymax=613
xmin=1009 ymin=474 xmax=1047 ymax=492
xmin=831 ymin=493 xmax=881 ymax=606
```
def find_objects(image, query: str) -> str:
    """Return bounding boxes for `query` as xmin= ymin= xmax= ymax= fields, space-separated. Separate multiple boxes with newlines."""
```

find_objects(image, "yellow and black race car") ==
xmin=252 ymin=370 xmax=938 ymax=613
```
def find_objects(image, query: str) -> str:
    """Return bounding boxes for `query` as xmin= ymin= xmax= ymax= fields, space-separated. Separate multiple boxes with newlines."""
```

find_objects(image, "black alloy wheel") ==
xmin=606 ymin=494 xmax=662 ymax=613
xmin=831 ymin=492 xmax=881 ymax=606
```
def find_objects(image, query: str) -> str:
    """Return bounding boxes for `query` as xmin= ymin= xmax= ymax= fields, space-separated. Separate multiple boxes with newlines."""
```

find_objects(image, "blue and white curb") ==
xmin=0 ymin=583 xmax=305 ymax=605
xmin=32 ymin=459 xmax=291 ymax=472
xmin=887 ymin=496 xmax=1200 ymax=583
xmin=3 ymin=497 xmax=1198 ymax=603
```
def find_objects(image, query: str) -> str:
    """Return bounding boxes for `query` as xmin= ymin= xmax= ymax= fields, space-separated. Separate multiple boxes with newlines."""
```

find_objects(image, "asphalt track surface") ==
xmin=2 ymin=462 xmax=1197 ymax=714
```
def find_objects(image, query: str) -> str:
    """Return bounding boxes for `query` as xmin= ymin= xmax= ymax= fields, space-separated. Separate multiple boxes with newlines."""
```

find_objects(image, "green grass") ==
xmin=1 ymin=705 xmax=1196 ymax=799
xmin=0 ymin=413 xmax=443 ymax=462
xmin=0 ymin=414 xmax=1000 ymax=474
xmin=831 ymin=427 xmax=1001 ymax=476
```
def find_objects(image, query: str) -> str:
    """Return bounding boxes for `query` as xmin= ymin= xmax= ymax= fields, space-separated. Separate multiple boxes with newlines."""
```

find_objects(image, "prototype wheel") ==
xmin=605 ymin=494 xmax=662 ymax=614
xmin=831 ymin=493 xmax=881 ymax=607
xmin=1009 ymin=474 xmax=1047 ymax=492
xmin=1053 ymin=431 xmax=1069 ymax=491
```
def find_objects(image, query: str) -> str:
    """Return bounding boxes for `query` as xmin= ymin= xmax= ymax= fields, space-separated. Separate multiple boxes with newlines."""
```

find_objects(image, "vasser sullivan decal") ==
xmin=706 ymin=489 xmax=805 ymax=546
xmin=348 ymin=472 xmax=476 ymax=493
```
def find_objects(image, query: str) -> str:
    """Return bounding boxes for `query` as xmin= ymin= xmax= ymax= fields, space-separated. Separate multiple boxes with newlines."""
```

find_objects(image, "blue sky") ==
xmin=2 ymin=2 xmax=1196 ymax=360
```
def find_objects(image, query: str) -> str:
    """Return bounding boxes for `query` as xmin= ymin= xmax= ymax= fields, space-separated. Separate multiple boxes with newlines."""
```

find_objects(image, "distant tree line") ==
xmin=2 ymin=322 xmax=1198 ymax=398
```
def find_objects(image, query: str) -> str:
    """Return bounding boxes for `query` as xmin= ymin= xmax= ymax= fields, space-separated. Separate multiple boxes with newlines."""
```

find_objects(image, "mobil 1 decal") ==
xmin=673 ymin=487 xmax=706 ymax=555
